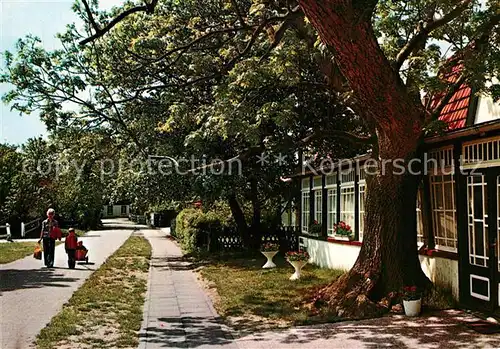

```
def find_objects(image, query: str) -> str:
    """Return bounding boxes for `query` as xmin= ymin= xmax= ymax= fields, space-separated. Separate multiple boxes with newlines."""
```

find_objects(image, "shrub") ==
xmin=175 ymin=208 xmax=223 ymax=253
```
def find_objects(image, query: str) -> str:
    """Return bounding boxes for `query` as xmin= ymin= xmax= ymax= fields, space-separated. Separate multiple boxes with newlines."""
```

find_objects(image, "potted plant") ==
xmin=309 ymin=220 xmax=322 ymax=236
xmin=334 ymin=221 xmax=354 ymax=241
xmin=286 ymin=250 xmax=310 ymax=280
xmin=260 ymin=242 xmax=280 ymax=269
xmin=402 ymin=285 xmax=422 ymax=316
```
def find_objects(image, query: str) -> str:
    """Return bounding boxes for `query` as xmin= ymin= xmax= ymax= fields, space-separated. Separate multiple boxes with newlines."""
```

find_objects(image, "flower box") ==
xmin=333 ymin=235 xmax=353 ymax=241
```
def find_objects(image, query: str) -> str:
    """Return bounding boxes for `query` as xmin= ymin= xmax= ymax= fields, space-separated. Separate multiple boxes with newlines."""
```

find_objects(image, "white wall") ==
xmin=302 ymin=236 xmax=459 ymax=300
xmin=102 ymin=205 xmax=129 ymax=218
xmin=419 ymin=255 xmax=459 ymax=300
xmin=301 ymin=237 xmax=359 ymax=271
xmin=474 ymin=94 xmax=500 ymax=124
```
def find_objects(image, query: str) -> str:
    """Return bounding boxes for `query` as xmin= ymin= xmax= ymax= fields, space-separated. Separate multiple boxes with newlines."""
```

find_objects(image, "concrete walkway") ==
xmin=0 ymin=222 xmax=134 ymax=349
xmin=139 ymin=230 xmax=237 ymax=349
xmin=139 ymin=230 xmax=500 ymax=349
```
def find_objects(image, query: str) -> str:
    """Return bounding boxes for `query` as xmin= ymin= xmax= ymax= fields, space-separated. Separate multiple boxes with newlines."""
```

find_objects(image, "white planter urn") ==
xmin=403 ymin=299 xmax=422 ymax=317
xmin=288 ymin=260 xmax=308 ymax=280
xmin=261 ymin=251 xmax=278 ymax=269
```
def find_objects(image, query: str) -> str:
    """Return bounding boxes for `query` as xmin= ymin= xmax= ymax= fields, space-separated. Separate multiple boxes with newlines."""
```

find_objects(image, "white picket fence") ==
xmin=21 ymin=218 xmax=41 ymax=238
xmin=0 ymin=223 xmax=12 ymax=240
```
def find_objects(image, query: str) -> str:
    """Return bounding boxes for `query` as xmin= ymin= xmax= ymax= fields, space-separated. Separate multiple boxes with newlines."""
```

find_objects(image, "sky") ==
xmin=0 ymin=0 xmax=124 ymax=145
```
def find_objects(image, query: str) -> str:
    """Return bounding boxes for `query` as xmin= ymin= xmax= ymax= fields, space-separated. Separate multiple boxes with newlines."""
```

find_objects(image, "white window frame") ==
xmin=326 ymin=174 xmax=338 ymax=237
xmin=417 ymin=188 xmax=424 ymax=248
xmin=301 ymin=178 xmax=310 ymax=234
xmin=340 ymin=169 xmax=356 ymax=235
xmin=312 ymin=176 xmax=323 ymax=227
xmin=358 ymin=180 xmax=366 ymax=241
xmin=430 ymin=173 xmax=457 ymax=252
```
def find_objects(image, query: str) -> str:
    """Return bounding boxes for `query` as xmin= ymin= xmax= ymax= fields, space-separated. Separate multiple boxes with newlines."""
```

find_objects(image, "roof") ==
xmin=430 ymin=64 xmax=473 ymax=130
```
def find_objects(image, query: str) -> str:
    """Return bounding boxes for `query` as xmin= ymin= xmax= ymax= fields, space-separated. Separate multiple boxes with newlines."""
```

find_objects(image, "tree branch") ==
xmin=80 ymin=0 xmax=159 ymax=45
xmin=428 ymin=73 xmax=466 ymax=121
xmin=230 ymin=0 xmax=247 ymax=27
xmin=259 ymin=6 xmax=303 ymax=62
xmin=299 ymin=129 xmax=374 ymax=146
xmin=81 ymin=0 xmax=101 ymax=32
xmin=395 ymin=0 xmax=473 ymax=69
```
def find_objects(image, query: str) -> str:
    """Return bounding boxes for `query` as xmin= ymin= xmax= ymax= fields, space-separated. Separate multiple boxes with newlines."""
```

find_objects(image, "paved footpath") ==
xmin=0 ymin=222 xmax=134 ymax=349
xmin=140 ymin=230 xmax=237 ymax=349
xmin=140 ymin=230 xmax=500 ymax=349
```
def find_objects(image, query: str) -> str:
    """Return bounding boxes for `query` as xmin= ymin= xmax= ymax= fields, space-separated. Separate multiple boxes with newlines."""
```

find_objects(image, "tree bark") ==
xmin=228 ymin=194 xmax=251 ymax=246
xmin=249 ymin=177 xmax=263 ymax=250
xmin=298 ymin=0 xmax=431 ymax=317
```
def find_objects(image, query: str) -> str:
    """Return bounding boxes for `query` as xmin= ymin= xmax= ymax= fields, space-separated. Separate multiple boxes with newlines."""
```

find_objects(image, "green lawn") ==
xmin=0 ymin=242 xmax=39 ymax=264
xmin=199 ymin=253 xmax=344 ymax=329
xmin=36 ymin=236 xmax=152 ymax=349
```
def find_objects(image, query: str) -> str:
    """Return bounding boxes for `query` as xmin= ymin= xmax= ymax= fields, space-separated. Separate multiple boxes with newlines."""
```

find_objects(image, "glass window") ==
xmin=340 ymin=185 xmax=355 ymax=232
xmin=314 ymin=191 xmax=322 ymax=224
xmin=430 ymin=174 xmax=457 ymax=251
xmin=107 ymin=205 xmax=113 ymax=215
xmin=121 ymin=205 xmax=127 ymax=214
xmin=359 ymin=181 xmax=366 ymax=241
xmin=302 ymin=178 xmax=310 ymax=190
xmin=327 ymin=188 xmax=337 ymax=236
xmin=417 ymin=189 xmax=424 ymax=247
xmin=301 ymin=191 xmax=310 ymax=234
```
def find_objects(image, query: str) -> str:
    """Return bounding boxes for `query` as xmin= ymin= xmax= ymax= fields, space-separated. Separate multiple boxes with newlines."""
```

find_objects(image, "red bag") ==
xmin=50 ymin=226 xmax=62 ymax=240
xmin=33 ymin=244 xmax=42 ymax=260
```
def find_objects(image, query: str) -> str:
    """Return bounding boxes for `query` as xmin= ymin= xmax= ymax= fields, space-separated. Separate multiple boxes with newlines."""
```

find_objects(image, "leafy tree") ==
xmin=1 ymin=0 xmax=367 ymax=246
xmin=6 ymin=0 xmax=496 ymax=317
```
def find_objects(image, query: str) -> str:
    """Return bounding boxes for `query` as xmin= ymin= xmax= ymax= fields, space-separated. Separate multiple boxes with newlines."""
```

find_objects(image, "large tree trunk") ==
xmin=248 ymin=177 xmax=263 ymax=250
xmin=228 ymin=194 xmax=251 ymax=247
xmin=299 ymin=0 xmax=431 ymax=317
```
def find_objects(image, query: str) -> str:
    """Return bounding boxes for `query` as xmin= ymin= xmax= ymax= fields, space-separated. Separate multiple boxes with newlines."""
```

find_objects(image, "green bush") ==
xmin=175 ymin=208 xmax=223 ymax=253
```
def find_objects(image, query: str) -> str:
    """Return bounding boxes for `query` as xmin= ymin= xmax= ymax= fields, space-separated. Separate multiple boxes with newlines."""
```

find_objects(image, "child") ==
xmin=76 ymin=241 xmax=89 ymax=263
xmin=64 ymin=228 xmax=78 ymax=269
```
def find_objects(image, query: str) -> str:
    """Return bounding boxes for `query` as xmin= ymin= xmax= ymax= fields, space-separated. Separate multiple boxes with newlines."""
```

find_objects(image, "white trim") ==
xmin=467 ymin=175 xmax=489 ymax=267
xmin=314 ymin=190 xmax=322 ymax=224
xmin=301 ymin=191 xmax=310 ymax=234
xmin=461 ymin=160 xmax=500 ymax=170
xmin=358 ymin=180 xmax=366 ymax=241
xmin=327 ymin=188 xmax=337 ymax=237
xmin=325 ymin=174 xmax=338 ymax=189
xmin=430 ymin=174 xmax=457 ymax=251
xmin=462 ymin=136 xmax=500 ymax=168
xmin=435 ymin=245 xmax=458 ymax=253
xmin=470 ymin=274 xmax=490 ymax=301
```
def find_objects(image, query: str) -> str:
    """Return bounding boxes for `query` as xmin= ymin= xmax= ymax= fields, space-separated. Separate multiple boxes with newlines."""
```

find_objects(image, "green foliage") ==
xmin=175 ymin=208 xmax=223 ymax=253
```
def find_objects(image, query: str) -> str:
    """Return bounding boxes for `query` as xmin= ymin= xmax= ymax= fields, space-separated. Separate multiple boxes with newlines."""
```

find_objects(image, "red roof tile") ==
xmin=430 ymin=64 xmax=472 ymax=130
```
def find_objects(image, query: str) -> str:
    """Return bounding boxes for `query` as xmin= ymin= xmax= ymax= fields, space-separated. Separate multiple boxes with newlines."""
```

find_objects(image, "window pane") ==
xmin=430 ymin=174 xmax=457 ymax=251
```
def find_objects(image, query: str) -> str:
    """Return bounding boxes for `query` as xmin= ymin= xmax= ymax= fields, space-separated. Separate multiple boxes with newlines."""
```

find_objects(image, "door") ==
xmin=462 ymin=170 xmax=500 ymax=312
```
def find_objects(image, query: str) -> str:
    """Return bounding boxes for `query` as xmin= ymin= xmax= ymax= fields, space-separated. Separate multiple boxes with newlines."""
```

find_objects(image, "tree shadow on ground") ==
xmin=152 ymin=256 xmax=199 ymax=271
xmin=0 ymin=268 xmax=82 ymax=293
xmin=233 ymin=310 xmax=500 ymax=349
xmin=139 ymin=316 xmax=235 ymax=348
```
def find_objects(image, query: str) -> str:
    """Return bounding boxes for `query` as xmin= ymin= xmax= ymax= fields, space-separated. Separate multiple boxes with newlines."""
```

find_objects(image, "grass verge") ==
xmin=36 ymin=235 xmax=152 ymax=349
xmin=198 ymin=253 xmax=344 ymax=330
xmin=0 ymin=242 xmax=39 ymax=264
xmin=0 ymin=241 xmax=64 ymax=264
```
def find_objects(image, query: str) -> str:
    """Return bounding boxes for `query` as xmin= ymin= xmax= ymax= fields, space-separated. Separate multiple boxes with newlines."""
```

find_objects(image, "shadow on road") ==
xmin=0 ymin=268 xmax=82 ymax=293
xmin=140 ymin=316 xmax=234 ymax=348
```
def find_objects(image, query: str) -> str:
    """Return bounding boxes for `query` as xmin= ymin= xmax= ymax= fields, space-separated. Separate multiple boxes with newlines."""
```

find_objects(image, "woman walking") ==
xmin=38 ymin=208 xmax=61 ymax=268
